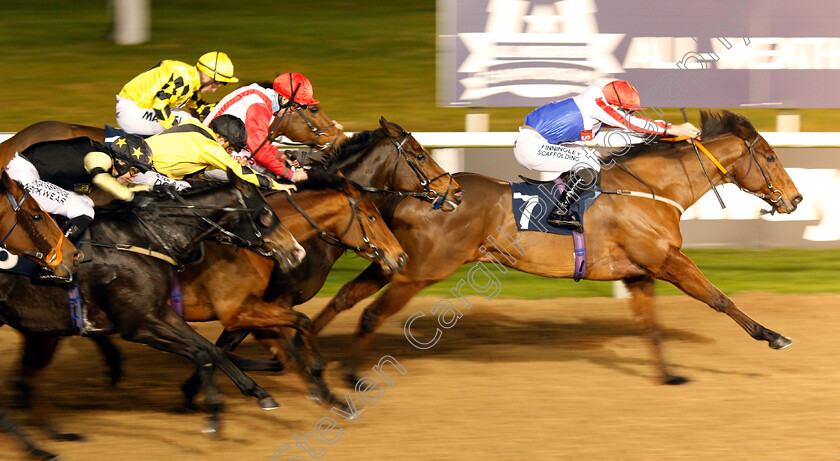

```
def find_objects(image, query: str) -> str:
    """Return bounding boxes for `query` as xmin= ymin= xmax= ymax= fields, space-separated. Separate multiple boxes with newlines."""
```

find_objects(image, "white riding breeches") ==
xmin=133 ymin=171 xmax=191 ymax=191
xmin=513 ymin=127 xmax=602 ymax=174
xmin=115 ymin=96 xmax=194 ymax=136
xmin=5 ymin=154 xmax=95 ymax=220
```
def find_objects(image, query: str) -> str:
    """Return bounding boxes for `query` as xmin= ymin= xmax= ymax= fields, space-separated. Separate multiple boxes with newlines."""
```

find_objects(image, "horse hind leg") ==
xmin=624 ymin=276 xmax=688 ymax=385
xmin=658 ymin=248 xmax=791 ymax=349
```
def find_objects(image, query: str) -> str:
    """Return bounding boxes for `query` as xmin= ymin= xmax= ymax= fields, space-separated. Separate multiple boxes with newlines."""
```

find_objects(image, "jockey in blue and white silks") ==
xmin=513 ymin=80 xmax=701 ymax=231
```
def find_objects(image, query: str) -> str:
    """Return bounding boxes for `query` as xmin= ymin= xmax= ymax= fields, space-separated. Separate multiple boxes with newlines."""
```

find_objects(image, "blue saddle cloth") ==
xmin=510 ymin=180 xmax=600 ymax=236
xmin=0 ymin=248 xmax=38 ymax=276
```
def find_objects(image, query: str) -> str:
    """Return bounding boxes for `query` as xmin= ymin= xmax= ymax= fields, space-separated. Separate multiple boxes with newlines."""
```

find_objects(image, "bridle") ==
xmin=86 ymin=185 xmax=282 ymax=269
xmin=720 ymin=136 xmax=790 ymax=214
xmin=0 ymin=187 xmax=63 ymax=267
xmin=281 ymin=186 xmax=385 ymax=261
xmin=279 ymin=107 xmax=342 ymax=151
xmin=359 ymin=131 xmax=455 ymax=210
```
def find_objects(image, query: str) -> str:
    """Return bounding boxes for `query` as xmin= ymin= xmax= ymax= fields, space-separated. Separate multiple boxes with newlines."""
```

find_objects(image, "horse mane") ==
xmin=295 ymin=165 xmax=345 ymax=191
xmin=322 ymin=128 xmax=389 ymax=170
xmin=618 ymin=110 xmax=756 ymax=160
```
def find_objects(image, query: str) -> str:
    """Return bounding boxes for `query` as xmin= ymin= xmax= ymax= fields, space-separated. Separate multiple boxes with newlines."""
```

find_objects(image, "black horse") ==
xmin=0 ymin=171 xmax=292 ymax=460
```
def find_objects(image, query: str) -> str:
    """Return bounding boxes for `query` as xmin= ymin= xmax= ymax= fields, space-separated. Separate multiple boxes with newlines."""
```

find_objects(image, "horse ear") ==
xmin=379 ymin=116 xmax=388 ymax=130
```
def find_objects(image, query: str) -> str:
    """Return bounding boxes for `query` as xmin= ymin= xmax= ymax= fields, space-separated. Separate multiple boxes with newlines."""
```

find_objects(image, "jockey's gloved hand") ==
xmin=151 ymin=184 xmax=177 ymax=200
xmin=131 ymin=194 xmax=156 ymax=209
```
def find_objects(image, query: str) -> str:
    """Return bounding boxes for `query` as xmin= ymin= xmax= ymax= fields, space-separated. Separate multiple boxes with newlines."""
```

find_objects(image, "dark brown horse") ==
xmin=311 ymin=111 xmax=803 ymax=385
xmin=0 ymin=174 xmax=295 ymax=459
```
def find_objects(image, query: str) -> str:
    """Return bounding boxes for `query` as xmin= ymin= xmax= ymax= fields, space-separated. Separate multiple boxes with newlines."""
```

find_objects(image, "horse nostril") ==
xmin=73 ymin=250 xmax=83 ymax=263
xmin=398 ymin=253 xmax=408 ymax=268
xmin=293 ymin=247 xmax=306 ymax=262
xmin=792 ymin=195 xmax=803 ymax=206
xmin=453 ymin=189 xmax=464 ymax=199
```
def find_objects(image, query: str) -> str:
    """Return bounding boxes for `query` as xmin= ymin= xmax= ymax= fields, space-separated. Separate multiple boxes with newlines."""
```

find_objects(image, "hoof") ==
xmin=769 ymin=335 xmax=792 ymax=350
xmin=201 ymin=417 xmax=221 ymax=439
xmin=53 ymin=432 xmax=84 ymax=442
xmin=343 ymin=371 xmax=361 ymax=388
xmin=258 ymin=397 xmax=280 ymax=411
xmin=663 ymin=375 xmax=690 ymax=385
xmin=30 ymin=448 xmax=59 ymax=460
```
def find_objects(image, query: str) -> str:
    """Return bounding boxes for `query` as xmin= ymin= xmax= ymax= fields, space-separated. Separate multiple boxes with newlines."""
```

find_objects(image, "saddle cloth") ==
xmin=509 ymin=180 xmax=600 ymax=236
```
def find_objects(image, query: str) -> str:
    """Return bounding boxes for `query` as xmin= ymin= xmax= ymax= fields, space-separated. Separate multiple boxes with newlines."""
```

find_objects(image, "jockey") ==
xmin=139 ymin=114 xmax=296 ymax=193
xmin=513 ymin=80 xmax=701 ymax=231
xmin=116 ymin=51 xmax=239 ymax=136
xmin=5 ymin=134 xmax=155 ymax=251
xmin=203 ymin=72 xmax=320 ymax=182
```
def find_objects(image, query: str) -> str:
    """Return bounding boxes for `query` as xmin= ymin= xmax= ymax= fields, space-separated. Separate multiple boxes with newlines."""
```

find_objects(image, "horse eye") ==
xmin=416 ymin=153 xmax=426 ymax=161
xmin=309 ymin=106 xmax=319 ymax=113
xmin=258 ymin=208 xmax=274 ymax=227
xmin=765 ymin=155 xmax=776 ymax=163
xmin=32 ymin=213 xmax=43 ymax=222
xmin=368 ymin=215 xmax=377 ymax=222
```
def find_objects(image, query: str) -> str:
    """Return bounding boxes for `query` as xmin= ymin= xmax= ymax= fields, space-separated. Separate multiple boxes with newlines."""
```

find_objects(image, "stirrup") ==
xmin=547 ymin=210 xmax=583 ymax=232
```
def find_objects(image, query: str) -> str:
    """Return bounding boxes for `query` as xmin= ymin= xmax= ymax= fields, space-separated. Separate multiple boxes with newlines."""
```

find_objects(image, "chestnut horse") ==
xmin=0 ymin=171 xmax=82 ymax=460
xmin=0 ymin=171 xmax=80 ymax=278
xmin=311 ymin=111 xmax=803 ymax=385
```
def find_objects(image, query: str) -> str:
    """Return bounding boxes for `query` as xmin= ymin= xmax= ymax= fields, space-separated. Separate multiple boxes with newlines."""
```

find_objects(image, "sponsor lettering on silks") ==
xmin=26 ymin=180 xmax=69 ymax=205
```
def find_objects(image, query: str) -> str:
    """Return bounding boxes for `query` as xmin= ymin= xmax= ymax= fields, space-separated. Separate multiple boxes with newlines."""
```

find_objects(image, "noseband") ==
xmin=723 ymin=136 xmax=790 ymax=214
xmin=282 ymin=187 xmax=385 ymax=261
xmin=359 ymin=131 xmax=455 ymax=210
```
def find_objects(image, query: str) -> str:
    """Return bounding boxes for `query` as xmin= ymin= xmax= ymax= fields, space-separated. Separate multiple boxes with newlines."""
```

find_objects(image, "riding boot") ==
xmin=547 ymin=169 xmax=597 ymax=232
xmin=63 ymin=215 xmax=92 ymax=243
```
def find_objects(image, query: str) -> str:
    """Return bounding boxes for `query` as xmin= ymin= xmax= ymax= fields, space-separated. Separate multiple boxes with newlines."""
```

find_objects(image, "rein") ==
xmin=0 ymin=188 xmax=64 ymax=267
xmin=81 ymin=186 xmax=273 ymax=269
xmin=356 ymin=131 xmax=454 ymax=210
xmin=281 ymin=188 xmax=384 ymax=260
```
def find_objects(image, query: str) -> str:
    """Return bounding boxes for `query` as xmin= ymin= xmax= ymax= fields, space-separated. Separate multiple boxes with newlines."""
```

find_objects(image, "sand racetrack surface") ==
xmin=1 ymin=293 xmax=839 ymax=460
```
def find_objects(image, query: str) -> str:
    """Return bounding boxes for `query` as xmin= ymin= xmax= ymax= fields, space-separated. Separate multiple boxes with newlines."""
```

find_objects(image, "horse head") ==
xmin=0 ymin=171 xmax=81 ymax=277
xmin=271 ymin=104 xmax=348 ymax=151
xmin=274 ymin=166 xmax=408 ymax=274
xmin=701 ymin=110 xmax=803 ymax=214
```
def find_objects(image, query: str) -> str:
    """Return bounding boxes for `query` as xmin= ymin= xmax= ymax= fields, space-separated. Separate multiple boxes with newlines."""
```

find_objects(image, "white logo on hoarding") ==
xmin=458 ymin=0 xmax=623 ymax=101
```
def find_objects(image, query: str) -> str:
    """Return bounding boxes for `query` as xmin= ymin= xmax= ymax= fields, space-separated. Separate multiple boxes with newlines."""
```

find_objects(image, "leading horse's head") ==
xmin=700 ymin=110 xmax=803 ymax=214
xmin=0 ymin=171 xmax=81 ymax=277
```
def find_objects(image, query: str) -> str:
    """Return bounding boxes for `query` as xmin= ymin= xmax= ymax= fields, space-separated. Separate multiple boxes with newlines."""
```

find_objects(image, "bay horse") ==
xmin=309 ymin=111 xmax=804 ymax=385
xmin=0 ymin=172 xmax=293 ymax=459
xmin=176 ymin=171 xmax=407 ymax=411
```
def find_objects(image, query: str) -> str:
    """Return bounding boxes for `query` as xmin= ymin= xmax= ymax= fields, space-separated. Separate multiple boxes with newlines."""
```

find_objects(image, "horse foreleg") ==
xmin=17 ymin=334 xmax=83 ymax=442
xmin=624 ymin=276 xmax=688 ymax=385
xmin=658 ymin=248 xmax=791 ymax=349
xmin=223 ymin=304 xmax=342 ymax=410
xmin=0 ymin=406 xmax=58 ymax=460
xmin=90 ymin=336 xmax=122 ymax=388
xmin=345 ymin=280 xmax=432 ymax=386
xmin=312 ymin=262 xmax=391 ymax=334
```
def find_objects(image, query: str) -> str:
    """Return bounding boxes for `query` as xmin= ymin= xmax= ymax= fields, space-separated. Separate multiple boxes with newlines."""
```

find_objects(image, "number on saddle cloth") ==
xmin=510 ymin=179 xmax=600 ymax=236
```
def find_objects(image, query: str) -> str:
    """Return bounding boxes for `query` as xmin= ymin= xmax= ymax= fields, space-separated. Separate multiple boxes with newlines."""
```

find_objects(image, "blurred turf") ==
xmin=1 ymin=1 xmax=839 ymax=132
xmin=320 ymin=249 xmax=840 ymax=299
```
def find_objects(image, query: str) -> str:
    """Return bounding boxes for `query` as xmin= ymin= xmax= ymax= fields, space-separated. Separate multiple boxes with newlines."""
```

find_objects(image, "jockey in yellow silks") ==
xmin=116 ymin=52 xmax=239 ymax=136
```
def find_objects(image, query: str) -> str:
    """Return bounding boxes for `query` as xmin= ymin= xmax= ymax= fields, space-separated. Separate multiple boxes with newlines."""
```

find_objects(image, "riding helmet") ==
xmin=110 ymin=134 xmax=154 ymax=173
xmin=273 ymin=72 xmax=319 ymax=106
xmin=196 ymin=51 xmax=239 ymax=83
